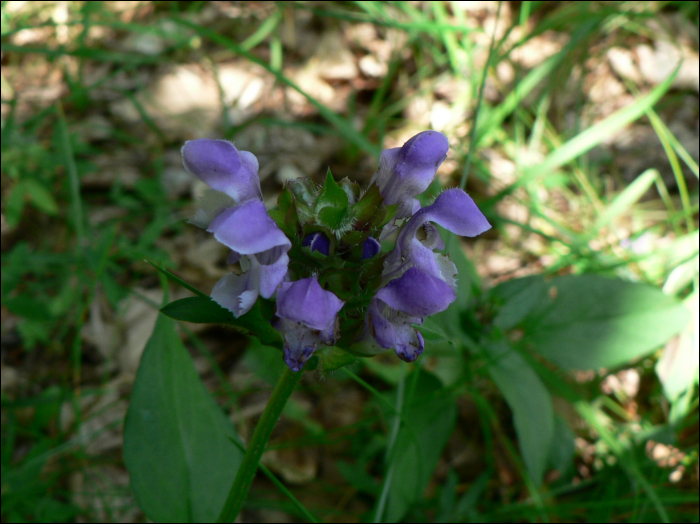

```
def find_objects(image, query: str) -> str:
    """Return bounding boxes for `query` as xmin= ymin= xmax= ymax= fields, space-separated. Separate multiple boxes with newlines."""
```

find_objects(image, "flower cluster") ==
xmin=182 ymin=131 xmax=490 ymax=372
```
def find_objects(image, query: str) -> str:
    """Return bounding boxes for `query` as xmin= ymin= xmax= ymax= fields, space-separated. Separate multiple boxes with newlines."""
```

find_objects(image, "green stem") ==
xmin=217 ymin=366 xmax=303 ymax=523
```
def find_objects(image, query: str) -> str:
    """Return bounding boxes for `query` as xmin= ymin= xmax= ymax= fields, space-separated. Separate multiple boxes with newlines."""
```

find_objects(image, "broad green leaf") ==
xmin=482 ymin=340 xmax=554 ymax=486
xmin=161 ymin=296 xmax=234 ymax=324
xmin=525 ymin=275 xmax=690 ymax=370
xmin=123 ymin=314 xmax=244 ymax=523
xmin=242 ymin=337 xmax=286 ymax=385
xmin=491 ymin=275 xmax=546 ymax=330
xmin=547 ymin=414 xmax=576 ymax=480
xmin=161 ymin=296 xmax=283 ymax=348
xmin=380 ymin=369 xmax=457 ymax=522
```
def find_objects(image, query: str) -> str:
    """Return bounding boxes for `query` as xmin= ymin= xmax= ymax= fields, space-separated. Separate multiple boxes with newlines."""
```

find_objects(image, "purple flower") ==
xmin=182 ymin=139 xmax=291 ymax=317
xmin=302 ymin=232 xmax=331 ymax=256
xmin=275 ymin=277 xmax=345 ymax=372
xmin=366 ymin=188 xmax=491 ymax=361
xmin=370 ymin=131 xmax=449 ymax=219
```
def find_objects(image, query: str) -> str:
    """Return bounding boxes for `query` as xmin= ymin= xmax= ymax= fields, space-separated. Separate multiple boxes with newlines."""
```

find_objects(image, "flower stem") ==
xmin=217 ymin=366 xmax=303 ymax=523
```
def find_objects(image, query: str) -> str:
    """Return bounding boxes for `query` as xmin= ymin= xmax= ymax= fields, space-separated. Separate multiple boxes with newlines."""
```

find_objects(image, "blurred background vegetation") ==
xmin=1 ymin=1 xmax=698 ymax=522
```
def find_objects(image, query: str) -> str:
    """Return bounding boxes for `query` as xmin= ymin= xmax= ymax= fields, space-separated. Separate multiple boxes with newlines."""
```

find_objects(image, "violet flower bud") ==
xmin=275 ymin=277 xmax=345 ymax=372
xmin=302 ymin=232 xmax=331 ymax=256
xmin=362 ymin=237 xmax=381 ymax=259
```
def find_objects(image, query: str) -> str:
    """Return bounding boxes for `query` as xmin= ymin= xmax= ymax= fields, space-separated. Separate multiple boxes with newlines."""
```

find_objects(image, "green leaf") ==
xmin=416 ymin=317 xmax=452 ymax=342
xmin=4 ymin=181 xmax=26 ymax=227
xmin=594 ymin=168 xmax=659 ymax=231
xmin=547 ymin=414 xmax=576 ymax=480
xmin=23 ymin=179 xmax=59 ymax=215
xmin=338 ymin=177 xmax=360 ymax=203
xmin=380 ymin=369 xmax=457 ymax=522
xmin=161 ymin=296 xmax=283 ymax=348
xmin=337 ymin=460 xmax=379 ymax=494
xmin=316 ymin=169 xmax=349 ymax=230
xmin=482 ymin=340 xmax=554 ymax=486
xmin=350 ymin=184 xmax=383 ymax=227
xmin=316 ymin=345 xmax=356 ymax=372
xmin=123 ymin=314 xmax=244 ymax=523
xmin=242 ymin=337 xmax=286 ymax=385
xmin=525 ymin=275 xmax=690 ymax=370
xmin=491 ymin=275 xmax=546 ymax=330
xmin=288 ymin=178 xmax=317 ymax=207
xmin=147 ymin=261 xmax=208 ymax=298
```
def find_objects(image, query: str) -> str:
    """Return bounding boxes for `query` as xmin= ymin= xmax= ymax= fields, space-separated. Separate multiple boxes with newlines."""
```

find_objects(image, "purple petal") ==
xmin=371 ymin=131 xmax=449 ymax=215
xmin=211 ymin=270 xmax=260 ymax=318
xmin=276 ymin=277 xmax=345 ymax=332
xmin=182 ymin=139 xmax=262 ymax=204
xmin=375 ymin=266 xmax=455 ymax=318
xmin=362 ymin=237 xmax=381 ymax=259
xmin=367 ymin=300 xmax=425 ymax=361
xmin=302 ymin=232 xmax=330 ymax=256
xmin=257 ymin=251 xmax=289 ymax=298
xmin=397 ymin=189 xmax=490 ymax=252
xmin=208 ymin=200 xmax=291 ymax=256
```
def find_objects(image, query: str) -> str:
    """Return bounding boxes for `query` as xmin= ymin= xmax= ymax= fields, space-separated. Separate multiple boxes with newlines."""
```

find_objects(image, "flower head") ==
xmin=366 ymin=188 xmax=491 ymax=361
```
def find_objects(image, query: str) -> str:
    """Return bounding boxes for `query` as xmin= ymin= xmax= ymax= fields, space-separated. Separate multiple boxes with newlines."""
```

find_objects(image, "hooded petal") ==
xmin=182 ymin=139 xmax=262 ymax=204
xmin=208 ymin=200 xmax=291 ymax=256
xmin=396 ymin=189 xmax=491 ymax=255
xmin=276 ymin=277 xmax=344 ymax=332
xmin=210 ymin=268 xmax=260 ymax=318
xmin=370 ymin=131 xmax=449 ymax=217
xmin=375 ymin=266 xmax=456 ymax=318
